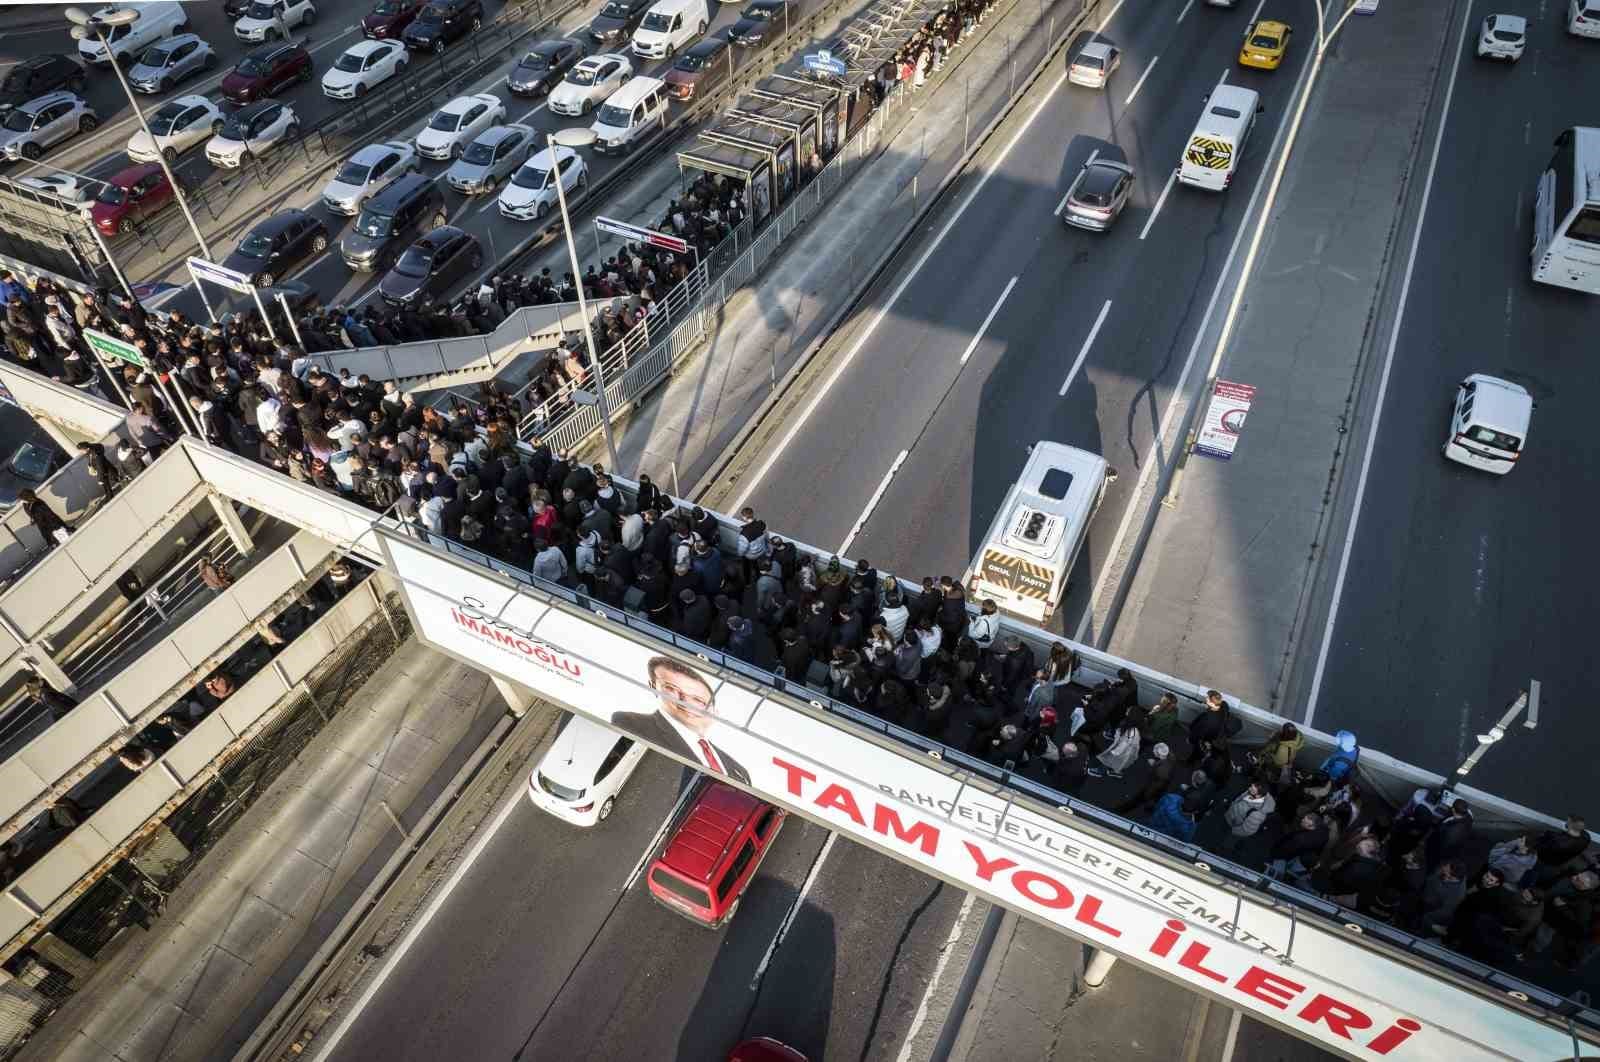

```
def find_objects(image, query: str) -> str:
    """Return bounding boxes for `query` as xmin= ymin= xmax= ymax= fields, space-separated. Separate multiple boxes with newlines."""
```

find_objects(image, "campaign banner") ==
xmin=379 ymin=530 xmax=1573 ymax=1062
xmin=1193 ymin=379 xmax=1256 ymax=460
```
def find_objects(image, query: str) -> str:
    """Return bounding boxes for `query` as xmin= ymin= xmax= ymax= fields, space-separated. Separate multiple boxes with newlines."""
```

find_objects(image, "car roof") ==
xmin=1489 ymin=13 xmax=1527 ymax=30
xmin=574 ymin=54 xmax=616 ymax=71
xmin=685 ymin=37 xmax=727 ymax=56
xmin=18 ymin=91 xmax=78 ymax=113
xmin=17 ymin=56 xmax=64 ymax=71
xmin=414 ymin=225 xmax=466 ymax=249
xmin=473 ymin=123 xmax=525 ymax=145
xmin=1254 ymin=19 xmax=1289 ymax=34
xmin=159 ymin=93 xmax=212 ymax=113
xmin=1079 ymin=41 xmax=1113 ymax=58
xmin=247 ymin=41 xmax=304 ymax=63
xmin=657 ymin=781 xmax=765 ymax=883
xmin=525 ymin=144 xmax=575 ymax=167
xmin=155 ymin=32 xmax=205 ymax=48
xmin=441 ymin=94 xmax=490 ymax=113
xmin=350 ymin=140 xmax=405 ymax=163
xmin=247 ymin=209 xmax=310 ymax=236
xmin=346 ymin=39 xmax=394 ymax=56
xmin=110 ymin=162 xmax=164 ymax=186
xmin=530 ymin=38 xmax=576 ymax=55
xmin=1081 ymin=159 xmax=1130 ymax=189
xmin=371 ymin=170 xmax=432 ymax=204
xmin=1462 ymin=374 xmax=1532 ymax=434
xmin=537 ymin=714 xmax=627 ymax=785
xmin=234 ymin=99 xmax=279 ymax=119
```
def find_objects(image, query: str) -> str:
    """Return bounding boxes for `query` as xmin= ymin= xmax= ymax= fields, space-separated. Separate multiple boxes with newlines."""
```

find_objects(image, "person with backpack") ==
xmin=1318 ymin=729 xmax=1361 ymax=784
xmin=1186 ymin=689 xmax=1240 ymax=762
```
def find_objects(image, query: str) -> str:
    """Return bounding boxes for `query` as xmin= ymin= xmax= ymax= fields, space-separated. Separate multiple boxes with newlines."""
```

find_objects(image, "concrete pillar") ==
xmin=31 ymin=933 xmax=96 ymax=982
xmin=492 ymin=676 xmax=538 ymax=719
xmin=19 ymin=649 xmax=76 ymax=698
xmin=1084 ymin=948 xmax=1117 ymax=988
xmin=207 ymin=492 xmax=254 ymax=557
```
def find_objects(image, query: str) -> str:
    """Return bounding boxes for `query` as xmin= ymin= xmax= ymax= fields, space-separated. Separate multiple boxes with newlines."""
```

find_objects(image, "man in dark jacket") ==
xmin=1534 ymin=816 xmax=1591 ymax=885
xmin=18 ymin=489 xmax=71 ymax=546
xmin=1114 ymin=742 xmax=1176 ymax=815
xmin=1186 ymin=690 xmax=1233 ymax=763
xmin=1425 ymin=801 xmax=1475 ymax=871
xmin=779 ymin=628 xmax=813 ymax=680
xmin=1267 ymin=813 xmax=1330 ymax=883
xmin=674 ymin=588 xmax=713 ymax=642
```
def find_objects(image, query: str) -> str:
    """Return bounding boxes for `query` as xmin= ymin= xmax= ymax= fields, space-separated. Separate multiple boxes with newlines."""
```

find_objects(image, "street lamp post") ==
xmin=548 ymin=128 xmax=622 ymax=474
xmin=64 ymin=7 xmax=215 ymax=264
xmin=1173 ymin=0 xmax=1365 ymax=496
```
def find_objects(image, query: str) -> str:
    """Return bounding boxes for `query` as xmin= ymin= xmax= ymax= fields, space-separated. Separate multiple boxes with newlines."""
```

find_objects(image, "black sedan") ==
xmin=378 ymin=226 xmax=482 ymax=307
xmin=402 ymin=0 xmax=483 ymax=53
xmin=222 ymin=208 xmax=330 ymax=287
xmin=725 ymin=0 xmax=791 ymax=47
xmin=0 ymin=55 xmax=86 ymax=113
xmin=588 ymin=0 xmax=653 ymax=46
xmin=507 ymin=38 xmax=587 ymax=96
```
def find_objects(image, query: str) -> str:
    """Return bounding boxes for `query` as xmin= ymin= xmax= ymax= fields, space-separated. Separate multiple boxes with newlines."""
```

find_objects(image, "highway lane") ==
xmin=726 ymin=0 xmax=1317 ymax=633
xmin=1296 ymin=0 xmax=1600 ymax=821
xmin=323 ymin=748 xmax=971 ymax=1061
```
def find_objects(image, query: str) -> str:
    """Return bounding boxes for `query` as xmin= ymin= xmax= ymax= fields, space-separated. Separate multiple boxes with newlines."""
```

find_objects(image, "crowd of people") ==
xmin=877 ymin=0 xmax=994 ymax=92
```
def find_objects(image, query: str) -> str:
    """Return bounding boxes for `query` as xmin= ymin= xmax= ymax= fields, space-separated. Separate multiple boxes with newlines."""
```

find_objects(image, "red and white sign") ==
xmin=594 ymin=215 xmax=690 ymax=256
xmin=1194 ymin=379 xmax=1256 ymax=460
xmin=381 ymin=531 xmax=1575 ymax=1062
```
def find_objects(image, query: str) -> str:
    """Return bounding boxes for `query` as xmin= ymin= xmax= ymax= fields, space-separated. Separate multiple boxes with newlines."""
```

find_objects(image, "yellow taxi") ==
xmin=1238 ymin=20 xmax=1292 ymax=70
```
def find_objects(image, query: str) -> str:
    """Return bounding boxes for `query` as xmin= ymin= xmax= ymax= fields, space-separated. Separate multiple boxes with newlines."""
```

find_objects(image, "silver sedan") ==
xmin=444 ymin=123 xmax=536 ymax=194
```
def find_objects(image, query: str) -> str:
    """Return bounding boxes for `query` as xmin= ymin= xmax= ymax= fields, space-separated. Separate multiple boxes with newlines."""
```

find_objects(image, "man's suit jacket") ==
xmin=609 ymin=709 xmax=750 ymax=785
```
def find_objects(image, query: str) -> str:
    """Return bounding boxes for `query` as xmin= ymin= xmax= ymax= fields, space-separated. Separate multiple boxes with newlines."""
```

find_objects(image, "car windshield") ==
xmin=1075 ymin=53 xmax=1103 ymax=69
xmin=374 ymin=0 xmax=409 ymax=12
xmin=355 ymin=207 xmax=394 ymax=236
xmin=221 ymin=116 xmax=249 ymax=140
xmin=596 ymin=103 xmax=630 ymax=126
xmin=538 ymin=772 xmax=585 ymax=801
xmin=1465 ymin=425 xmax=1520 ymax=452
xmin=520 ymin=51 xmax=550 ymax=69
xmin=417 ymin=4 xmax=446 ymax=23
xmin=335 ymin=159 xmax=373 ymax=185
xmin=1492 ymin=29 xmax=1522 ymax=41
xmin=429 ymin=110 xmax=463 ymax=131
xmin=2 ymin=110 xmax=35 ymax=133
xmin=641 ymin=12 xmax=673 ymax=30
xmin=742 ymin=4 xmax=774 ymax=19
xmin=148 ymin=105 xmax=185 ymax=135
xmin=8 ymin=444 xmax=53 ymax=482
xmin=462 ymin=139 xmax=496 ymax=164
xmin=1249 ymin=33 xmax=1278 ymax=48
xmin=142 ymin=44 xmax=174 ymax=67
xmin=600 ymin=0 xmax=630 ymax=15
xmin=247 ymin=2 xmax=277 ymax=19
xmin=393 ymin=247 xmax=433 ymax=277
xmin=675 ymin=52 xmax=708 ymax=70
xmin=512 ymin=163 xmax=550 ymax=189
xmin=95 ymin=185 xmax=127 ymax=206
xmin=236 ymin=55 xmax=267 ymax=76
xmin=0 ymin=70 xmax=26 ymax=92
xmin=567 ymin=65 xmax=598 ymax=85
xmin=335 ymin=52 xmax=367 ymax=72
xmin=237 ymin=232 xmax=274 ymax=258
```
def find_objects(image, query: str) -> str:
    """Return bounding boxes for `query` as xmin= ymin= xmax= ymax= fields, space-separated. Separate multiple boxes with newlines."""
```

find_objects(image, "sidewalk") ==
xmin=18 ymin=638 xmax=507 ymax=1062
xmin=1104 ymin=0 xmax=1451 ymax=712
xmin=571 ymin=0 xmax=1093 ymax=487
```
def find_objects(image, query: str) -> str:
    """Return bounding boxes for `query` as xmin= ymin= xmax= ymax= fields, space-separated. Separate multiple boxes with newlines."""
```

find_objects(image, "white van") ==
xmin=76 ymin=2 xmax=189 ymax=67
xmin=1443 ymin=374 xmax=1531 ymax=475
xmin=526 ymin=713 xmax=648 ymax=825
xmin=631 ymin=0 xmax=708 ymax=59
xmin=1178 ymin=84 xmax=1261 ymax=192
xmin=1570 ymin=0 xmax=1600 ymax=36
xmin=964 ymin=442 xmax=1114 ymax=624
xmin=590 ymin=76 xmax=669 ymax=154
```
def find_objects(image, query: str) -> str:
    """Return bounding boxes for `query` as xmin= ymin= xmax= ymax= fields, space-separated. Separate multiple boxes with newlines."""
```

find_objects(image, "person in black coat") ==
xmin=1186 ymin=691 xmax=1234 ymax=763
xmin=779 ymin=628 xmax=813 ymax=679
xmin=1054 ymin=740 xmax=1089 ymax=794
xmin=1425 ymin=801 xmax=1475 ymax=871
xmin=674 ymin=588 xmax=713 ymax=642
xmin=77 ymin=442 xmax=121 ymax=499
xmin=18 ymin=490 xmax=71 ymax=544
xmin=831 ymin=604 xmax=863 ymax=652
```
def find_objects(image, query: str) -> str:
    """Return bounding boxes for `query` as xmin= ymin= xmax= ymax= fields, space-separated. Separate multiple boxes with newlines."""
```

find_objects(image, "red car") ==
xmin=728 ymin=1040 xmax=806 ymax=1062
xmin=91 ymin=164 xmax=175 ymax=237
xmin=362 ymin=0 xmax=427 ymax=39
xmin=646 ymin=779 xmax=784 ymax=928
xmin=221 ymin=41 xmax=312 ymax=106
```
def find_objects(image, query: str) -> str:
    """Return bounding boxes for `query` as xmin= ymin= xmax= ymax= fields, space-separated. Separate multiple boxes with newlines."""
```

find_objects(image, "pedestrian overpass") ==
xmin=2 ymin=362 xmax=1595 ymax=1062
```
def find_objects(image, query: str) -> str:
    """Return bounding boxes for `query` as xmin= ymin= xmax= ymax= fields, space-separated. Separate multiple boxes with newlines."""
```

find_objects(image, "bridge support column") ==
xmin=492 ymin=677 xmax=537 ymax=719
xmin=1084 ymin=948 xmax=1117 ymax=988
xmin=207 ymin=492 xmax=254 ymax=558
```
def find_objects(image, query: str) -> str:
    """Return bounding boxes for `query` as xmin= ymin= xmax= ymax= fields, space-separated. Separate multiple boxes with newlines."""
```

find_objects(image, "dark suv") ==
xmin=0 ymin=56 xmax=86 ymax=113
xmin=378 ymin=225 xmax=481 ymax=307
xmin=507 ymin=38 xmax=586 ymax=97
xmin=402 ymin=0 xmax=483 ymax=53
xmin=363 ymin=0 xmax=427 ymax=39
xmin=340 ymin=171 xmax=447 ymax=271
xmin=588 ymin=0 xmax=653 ymax=46
xmin=222 ymin=208 xmax=330 ymax=286
xmin=221 ymin=41 xmax=312 ymax=105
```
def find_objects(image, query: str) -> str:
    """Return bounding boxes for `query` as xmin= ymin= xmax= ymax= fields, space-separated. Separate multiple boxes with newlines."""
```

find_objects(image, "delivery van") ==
xmin=631 ymin=0 xmax=708 ymax=59
xmin=964 ymin=442 xmax=1114 ymax=624
xmin=1178 ymin=84 xmax=1261 ymax=191
xmin=590 ymin=75 xmax=668 ymax=154
xmin=76 ymin=2 xmax=189 ymax=67
xmin=1443 ymin=374 xmax=1532 ymax=475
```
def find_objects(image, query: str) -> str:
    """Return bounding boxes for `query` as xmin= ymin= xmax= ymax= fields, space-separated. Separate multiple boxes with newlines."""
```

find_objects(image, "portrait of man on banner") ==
xmin=610 ymin=655 xmax=750 ymax=784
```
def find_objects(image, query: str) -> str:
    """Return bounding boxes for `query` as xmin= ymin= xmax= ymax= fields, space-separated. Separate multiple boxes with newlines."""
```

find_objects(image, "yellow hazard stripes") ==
xmin=1185 ymin=136 xmax=1233 ymax=170
xmin=977 ymin=550 xmax=1055 ymax=602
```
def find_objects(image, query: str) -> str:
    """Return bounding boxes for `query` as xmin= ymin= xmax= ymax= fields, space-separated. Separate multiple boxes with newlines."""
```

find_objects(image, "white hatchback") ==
xmin=526 ymin=713 xmax=647 ymax=826
xmin=1477 ymin=14 xmax=1526 ymax=60
xmin=1068 ymin=41 xmax=1120 ymax=88
xmin=497 ymin=144 xmax=587 ymax=220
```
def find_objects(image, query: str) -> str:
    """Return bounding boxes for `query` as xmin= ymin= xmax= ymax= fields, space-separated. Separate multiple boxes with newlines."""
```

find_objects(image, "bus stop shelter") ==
xmin=676 ymin=134 xmax=779 ymax=228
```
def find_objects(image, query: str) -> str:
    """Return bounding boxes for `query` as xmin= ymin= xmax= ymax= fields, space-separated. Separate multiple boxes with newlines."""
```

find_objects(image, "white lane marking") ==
xmin=894 ymin=892 xmax=978 ymax=1062
xmin=726 ymin=73 xmax=1075 ymax=515
xmin=1139 ymin=169 xmax=1177 ymax=240
xmin=1303 ymin=1 xmax=1474 ymax=726
xmin=750 ymin=833 xmax=836 ymax=989
xmin=838 ymin=450 xmax=909 ymax=555
xmin=1071 ymin=12 xmax=1321 ymax=646
xmin=516 ymin=101 xmax=551 ymax=123
xmin=1217 ymin=67 xmax=1229 ymax=88
xmin=1176 ymin=0 xmax=1196 ymax=24
xmin=1248 ymin=0 xmax=1269 ymax=24
xmin=1096 ymin=0 xmax=1132 ymax=33
xmin=959 ymin=276 xmax=1019 ymax=363
xmin=1124 ymin=55 xmax=1159 ymax=105
xmin=622 ymin=775 xmax=701 ymax=892
xmin=1059 ymin=299 xmax=1112 ymax=396
xmin=1055 ymin=151 xmax=1097 ymax=215
xmin=309 ymin=781 xmax=526 ymax=1060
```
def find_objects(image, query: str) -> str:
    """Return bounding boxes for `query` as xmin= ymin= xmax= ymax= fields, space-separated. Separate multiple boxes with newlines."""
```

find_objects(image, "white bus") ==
xmin=1531 ymin=126 xmax=1600 ymax=293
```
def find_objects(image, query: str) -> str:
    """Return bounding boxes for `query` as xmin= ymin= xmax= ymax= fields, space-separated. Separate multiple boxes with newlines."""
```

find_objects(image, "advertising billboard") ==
xmin=379 ymin=530 xmax=1575 ymax=1062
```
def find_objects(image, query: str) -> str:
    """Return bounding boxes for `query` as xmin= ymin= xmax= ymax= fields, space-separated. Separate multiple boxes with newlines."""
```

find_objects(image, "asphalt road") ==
xmin=1294 ymin=0 xmax=1600 ymax=822
xmin=323 ymin=748 xmax=971 ymax=1062
xmin=0 ymin=0 xmax=826 ymax=314
xmin=725 ymin=0 xmax=1318 ymax=635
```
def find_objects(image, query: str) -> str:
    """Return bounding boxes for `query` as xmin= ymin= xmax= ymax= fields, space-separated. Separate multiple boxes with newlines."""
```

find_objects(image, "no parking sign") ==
xmin=1193 ymin=379 xmax=1256 ymax=459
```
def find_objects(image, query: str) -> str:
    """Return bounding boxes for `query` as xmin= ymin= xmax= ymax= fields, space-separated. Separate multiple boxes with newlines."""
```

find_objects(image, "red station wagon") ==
xmin=647 ymin=779 xmax=784 ymax=927
xmin=221 ymin=41 xmax=313 ymax=106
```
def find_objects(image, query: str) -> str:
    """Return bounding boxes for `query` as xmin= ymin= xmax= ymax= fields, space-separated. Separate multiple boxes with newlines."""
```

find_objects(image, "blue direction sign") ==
xmin=803 ymin=50 xmax=849 ymax=78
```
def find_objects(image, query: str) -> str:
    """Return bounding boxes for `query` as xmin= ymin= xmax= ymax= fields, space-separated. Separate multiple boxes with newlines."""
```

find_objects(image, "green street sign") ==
xmin=84 ymin=327 xmax=145 ymax=368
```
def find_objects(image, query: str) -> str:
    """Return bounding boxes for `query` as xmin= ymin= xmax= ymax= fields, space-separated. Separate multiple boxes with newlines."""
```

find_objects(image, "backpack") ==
xmin=368 ymin=473 xmax=402 ymax=509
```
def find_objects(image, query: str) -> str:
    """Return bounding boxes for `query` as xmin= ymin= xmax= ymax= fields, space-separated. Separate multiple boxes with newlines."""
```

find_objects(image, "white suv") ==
xmin=526 ymin=714 xmax=647 ymax=826
xmin=235 ymin=0 xmax=317 ymax=42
